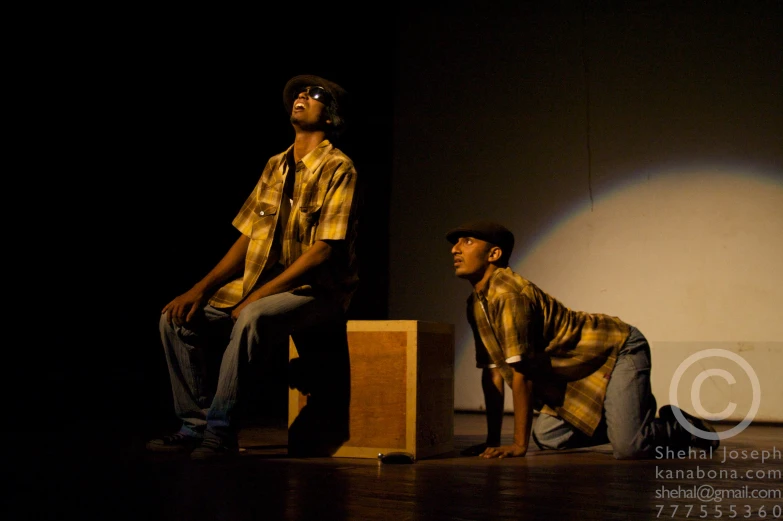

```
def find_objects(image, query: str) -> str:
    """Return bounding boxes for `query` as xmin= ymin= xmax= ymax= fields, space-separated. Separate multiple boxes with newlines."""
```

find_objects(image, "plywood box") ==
xmin=288 ymin=320 xmax=455 ymax=460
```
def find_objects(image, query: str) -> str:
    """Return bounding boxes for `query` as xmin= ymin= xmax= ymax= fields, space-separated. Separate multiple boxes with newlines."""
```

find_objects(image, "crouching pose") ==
xmin=447 ymin=220 xmax=718 ymax=460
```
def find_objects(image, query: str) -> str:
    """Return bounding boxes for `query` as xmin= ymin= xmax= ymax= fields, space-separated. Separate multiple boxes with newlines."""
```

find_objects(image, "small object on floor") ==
xmin=378 ymin=452 xmax=415 ymax=464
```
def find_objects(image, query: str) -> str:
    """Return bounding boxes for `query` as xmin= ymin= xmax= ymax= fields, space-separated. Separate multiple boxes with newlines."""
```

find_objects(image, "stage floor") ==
xmin=8 ymin=412 xmax=782 ymax=520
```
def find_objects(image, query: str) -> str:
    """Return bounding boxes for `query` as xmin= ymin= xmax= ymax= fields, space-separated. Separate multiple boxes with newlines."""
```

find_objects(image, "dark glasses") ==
xmin=297 ymin=85 xmax=333 ymax=106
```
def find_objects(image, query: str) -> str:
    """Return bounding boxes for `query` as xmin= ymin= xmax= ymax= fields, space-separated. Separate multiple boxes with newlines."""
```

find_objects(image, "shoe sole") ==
xmin=145 ymin=441 xmax=199 ymax=453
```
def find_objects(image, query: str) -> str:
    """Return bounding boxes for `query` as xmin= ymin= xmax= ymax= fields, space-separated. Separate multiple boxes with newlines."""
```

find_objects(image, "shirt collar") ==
xmin=299 ymin=139 xmax=333 ymax=172
xmin=474 ymin=267 xmax=508 ymax=300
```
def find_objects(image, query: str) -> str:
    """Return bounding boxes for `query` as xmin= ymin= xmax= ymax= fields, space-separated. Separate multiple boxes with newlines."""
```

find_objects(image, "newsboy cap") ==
xmin=446 ymin=221 xmax=515 ymax=259
xmin=283 ymin=74 xmax=349 ymax=131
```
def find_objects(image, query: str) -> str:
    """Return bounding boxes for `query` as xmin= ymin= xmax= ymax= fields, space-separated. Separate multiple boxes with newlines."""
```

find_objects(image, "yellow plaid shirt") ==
xmin=467 ymin=267 xmax=630 ymax=436
xmin=208 ymin=140 xmax=359 ymax=311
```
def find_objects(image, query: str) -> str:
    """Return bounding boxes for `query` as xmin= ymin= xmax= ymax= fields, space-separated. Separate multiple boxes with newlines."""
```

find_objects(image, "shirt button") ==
xmin=259 ymin=210 xmax=265 ymax=215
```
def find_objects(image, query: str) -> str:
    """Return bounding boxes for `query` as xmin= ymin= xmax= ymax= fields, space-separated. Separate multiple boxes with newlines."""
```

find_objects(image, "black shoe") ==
xmin=190 ymin=437 xmax=239 ymax=460
xmin=659 ymin=405 xmax=720 ymax=450
xmin=146 ymin=433 xmax=202 ymax=453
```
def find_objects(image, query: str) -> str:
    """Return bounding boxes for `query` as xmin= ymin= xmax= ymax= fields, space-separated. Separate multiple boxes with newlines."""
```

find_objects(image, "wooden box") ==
xmin=288 ymin=320 xmax=455 ymax=460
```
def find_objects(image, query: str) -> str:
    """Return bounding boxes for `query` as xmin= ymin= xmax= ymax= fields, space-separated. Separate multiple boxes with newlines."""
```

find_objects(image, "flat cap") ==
xmin=446 ymin=221 xmax=515 ymax=259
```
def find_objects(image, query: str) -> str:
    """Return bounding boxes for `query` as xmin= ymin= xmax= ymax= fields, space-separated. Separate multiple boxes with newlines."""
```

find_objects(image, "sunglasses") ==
xmin=296 ymin=85 xmax=333 ymax=106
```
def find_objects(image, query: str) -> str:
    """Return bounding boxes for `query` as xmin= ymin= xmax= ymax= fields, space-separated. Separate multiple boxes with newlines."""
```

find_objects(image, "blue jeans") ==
xmin=532 ymin=326 xmax=683 ymax=459
xmin=159 ymin=289 xmax=344 ymax=444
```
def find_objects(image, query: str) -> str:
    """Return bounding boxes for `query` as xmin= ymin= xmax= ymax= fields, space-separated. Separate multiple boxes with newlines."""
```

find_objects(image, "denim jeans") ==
xmin=532 ymin=326 xmax=685 ymax=459
xmin=159 ymin=289 xmax=344 ymax=444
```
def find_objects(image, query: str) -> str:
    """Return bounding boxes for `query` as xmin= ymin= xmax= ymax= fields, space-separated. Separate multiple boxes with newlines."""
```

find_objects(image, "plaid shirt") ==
xmin=467 ymin=267 xmax=630 ymax=436
xmin=208 ymin=140 xmax=359 ymax=311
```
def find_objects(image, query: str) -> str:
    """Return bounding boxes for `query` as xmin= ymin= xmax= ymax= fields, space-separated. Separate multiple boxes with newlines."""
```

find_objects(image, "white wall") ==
xmin=388 ymin=3 xmax=783 ymax=423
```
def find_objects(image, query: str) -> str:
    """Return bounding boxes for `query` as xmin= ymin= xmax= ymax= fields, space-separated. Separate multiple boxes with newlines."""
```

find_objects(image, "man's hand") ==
xmin=479 ymin=442 xmax=527 ymax=459
xmin=461 ymin=442 xmax=495 ymax=456
xmin=162 ymin=287 xmax=207 ymax=326
xmin=228 ymin=239 xmax=336 ymax=322
xmin=230 ymin=298 xmax=255 ymax=322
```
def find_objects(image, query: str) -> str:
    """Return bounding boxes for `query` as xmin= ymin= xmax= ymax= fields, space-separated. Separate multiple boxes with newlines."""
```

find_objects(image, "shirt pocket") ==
xmin=297 ymin=204 xmax=322 ymax=244
xmin=250 ymin=203 xmax=278 ymax=240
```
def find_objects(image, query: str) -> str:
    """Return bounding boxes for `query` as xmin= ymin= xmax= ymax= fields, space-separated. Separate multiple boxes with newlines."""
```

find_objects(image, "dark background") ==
xmin=14 ymin=2 xmax=782 ymax=434
xmin=20 ymin=13 xmax=398 ymax=431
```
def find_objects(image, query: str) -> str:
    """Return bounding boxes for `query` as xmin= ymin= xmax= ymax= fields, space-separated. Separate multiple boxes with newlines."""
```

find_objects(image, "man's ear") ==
xmin=488 ymin=246 xmax=502 ymax=263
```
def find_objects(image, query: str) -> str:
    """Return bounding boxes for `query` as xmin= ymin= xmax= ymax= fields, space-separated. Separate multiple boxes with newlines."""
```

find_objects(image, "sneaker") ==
xmin=146 ymin=432 xmax=202 ymax=453
xmin=659 ymin=405 xmax=720 ymax=451
xmin=190 ymin=437 xmax=239 ymax=460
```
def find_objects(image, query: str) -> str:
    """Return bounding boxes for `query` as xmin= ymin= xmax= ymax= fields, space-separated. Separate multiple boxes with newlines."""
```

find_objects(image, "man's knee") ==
xmin=532 ymin=414 xmax=573 ymax=450
xmin=532 ymin=429 xmax=562 ymax=451
xmin=233 ymin=299 xmax=285 ymax=332
xmin=233 ymin=295 xmax=306 ymax=335
xmin=232 ymin=307 xmax=257 ymax=332
xmin=611 ymin=439 xmax=653 ymax=460
xmin=159 ymin=312 xmax=178 ymax=336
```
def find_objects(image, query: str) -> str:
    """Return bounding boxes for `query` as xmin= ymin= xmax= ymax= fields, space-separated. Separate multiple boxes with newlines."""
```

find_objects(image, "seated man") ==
xmin=447 ymin=220 xmax=718 ymax=459
xmin=147 ymin=75 xmax=359 ymax=459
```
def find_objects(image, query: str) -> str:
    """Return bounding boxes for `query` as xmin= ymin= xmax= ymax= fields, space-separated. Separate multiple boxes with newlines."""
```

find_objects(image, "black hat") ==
xmin=283 ymin=74 xmax=349 ymax=133
xmin=446 ymin=221 xmax=515 ymax=260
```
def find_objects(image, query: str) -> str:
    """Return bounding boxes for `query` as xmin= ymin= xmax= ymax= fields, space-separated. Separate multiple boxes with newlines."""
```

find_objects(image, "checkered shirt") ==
xmin=208 ymin=140 xmax=358 ymax=311
xmin=467 ymin=267 xmax=630 ymax=436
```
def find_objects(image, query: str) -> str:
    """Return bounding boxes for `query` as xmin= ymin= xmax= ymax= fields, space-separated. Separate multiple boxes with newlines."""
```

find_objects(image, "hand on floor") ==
xmin=479 ymin=443 xmax=527 ymax=459
xmin=461 ymin=443 xmax=493 ymax=456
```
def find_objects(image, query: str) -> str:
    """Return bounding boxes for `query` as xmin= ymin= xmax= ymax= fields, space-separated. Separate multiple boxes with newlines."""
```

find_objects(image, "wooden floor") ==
xmin=8 ymin=413 xmax=782 ymax=520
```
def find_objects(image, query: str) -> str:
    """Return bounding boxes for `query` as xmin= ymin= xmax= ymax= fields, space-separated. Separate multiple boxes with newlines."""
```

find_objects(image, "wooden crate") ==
xmin=288 ymin=320 xmax=455 ymax=460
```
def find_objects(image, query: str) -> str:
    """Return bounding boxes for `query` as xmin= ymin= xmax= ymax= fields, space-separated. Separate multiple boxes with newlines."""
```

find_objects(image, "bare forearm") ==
xmin=511 ymin=369 xmax=534 ymax=452
xmin=162 ymin=234 xmax=249 ymax=324
xmin=479 ymin=367 xmax=532 ymax=459
xmin=245 ymin=240 xmax=334 ymax=301
xmin=482 ymin=368 xmax=505 ymax=446
xmin=193 ymin=234 xmax=249 ymax=294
